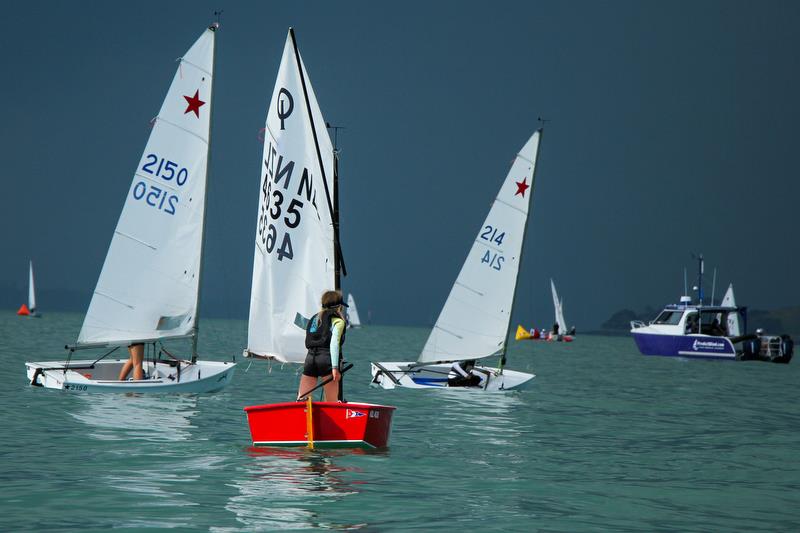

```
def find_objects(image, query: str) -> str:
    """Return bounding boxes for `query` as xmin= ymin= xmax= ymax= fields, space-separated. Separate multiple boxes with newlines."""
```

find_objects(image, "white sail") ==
xmin=77 ymin=27 xmax=216 ymax=346
xmin=347 ymin=294 xmax=361 ymax=327
xmin=418 ymin=131 xmax=541 ymax=363
xmin=246 ymin=30 xmax=336 ymax=363
xmin=721 ymin=283 xmax=741 ymax=336
xmin=551 ymin=279 xmax=567 ymax=334
xmin=28 ymin=261 xmax=37 ymax=313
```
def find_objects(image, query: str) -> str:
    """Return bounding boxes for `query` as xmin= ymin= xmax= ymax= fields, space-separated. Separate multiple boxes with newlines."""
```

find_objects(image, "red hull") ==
xmin=244 ymin=401 xmax=396 ymax=449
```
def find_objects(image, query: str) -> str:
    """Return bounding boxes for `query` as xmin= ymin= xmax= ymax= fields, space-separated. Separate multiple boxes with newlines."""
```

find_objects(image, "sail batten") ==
xmin=246 ymin=30 xmax=336 ymax=363
xmin=418 ymin=131 xmax=541 ymax=364
xmin=77 ymin=27 xmax=216 ymax=346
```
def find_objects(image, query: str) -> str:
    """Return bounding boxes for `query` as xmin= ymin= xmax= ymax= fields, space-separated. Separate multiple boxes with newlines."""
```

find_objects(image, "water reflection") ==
xmin=432 ymin=389 xmax=524 ymax=447
xmin=218 ymin=448 xmax=369 ymax=531
xmin=68 ymin=393 xmax=199 ymax=442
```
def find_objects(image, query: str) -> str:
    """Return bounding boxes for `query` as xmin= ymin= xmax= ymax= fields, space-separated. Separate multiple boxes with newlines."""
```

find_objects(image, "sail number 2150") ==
xmin=479 ymin=225 xmax=506 ymax=270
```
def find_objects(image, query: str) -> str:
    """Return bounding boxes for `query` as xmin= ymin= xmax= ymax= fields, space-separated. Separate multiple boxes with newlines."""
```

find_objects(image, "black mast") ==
xmin=288 ymin=28 xmax=344 ymax=290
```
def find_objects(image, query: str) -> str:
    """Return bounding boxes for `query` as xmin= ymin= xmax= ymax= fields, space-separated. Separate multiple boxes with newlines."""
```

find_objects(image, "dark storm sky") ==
xmin=2 ymin=1 xmax=798 ymax=328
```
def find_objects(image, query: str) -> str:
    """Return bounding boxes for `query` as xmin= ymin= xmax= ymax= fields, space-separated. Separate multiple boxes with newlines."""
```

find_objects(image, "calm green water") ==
xmin=2 ymin=311 xmax=799 ymax=531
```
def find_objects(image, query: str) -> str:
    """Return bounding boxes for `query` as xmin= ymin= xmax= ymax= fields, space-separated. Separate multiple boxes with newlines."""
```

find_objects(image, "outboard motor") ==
xmin=740 ymin=336 xmax=762 ymax=361
xmin=774 ymin=335 xmax=794 ymax=364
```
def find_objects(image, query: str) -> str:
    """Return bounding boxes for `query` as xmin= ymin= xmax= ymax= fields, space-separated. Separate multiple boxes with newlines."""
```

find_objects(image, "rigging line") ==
xmin=89 ymin=345 xmax=121 ymax=367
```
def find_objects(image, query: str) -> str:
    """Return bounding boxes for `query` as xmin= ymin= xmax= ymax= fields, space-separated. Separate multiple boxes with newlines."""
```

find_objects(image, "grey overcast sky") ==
xmin=1 ymin=0 xmax=798 ymax=328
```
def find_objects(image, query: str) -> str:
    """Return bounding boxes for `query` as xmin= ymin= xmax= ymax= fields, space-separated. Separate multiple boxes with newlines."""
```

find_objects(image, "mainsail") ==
xmin=721 ymin=283 xmax=741 ymax=336
xmin=28 ymin=261 xmax=37 ymax=314
xmin=347 ymin=294 xmax=361 ymax=327
xmin=551 ymin=279 xmax=567 ymax=334
xmin=247 ymin=29 xmax=336 ymax=363
xmin=418 ymin=131 xmax=541 ymax=363
xmin=77 ymin=27 xmax=216 ymax=346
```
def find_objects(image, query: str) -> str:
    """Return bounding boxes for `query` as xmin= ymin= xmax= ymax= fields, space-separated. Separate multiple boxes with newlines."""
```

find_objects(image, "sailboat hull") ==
xmin=26 ymin=359 xmax=236 ymax=393
xmin=244 ymin=401 xmax=396 ymax=449
xmin=370 ymin=362 xmax=535 ymax=391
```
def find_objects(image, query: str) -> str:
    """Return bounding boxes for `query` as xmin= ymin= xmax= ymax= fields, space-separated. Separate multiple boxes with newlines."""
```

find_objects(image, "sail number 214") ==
xmin=480 ymin=225 xmax=505 ymax=270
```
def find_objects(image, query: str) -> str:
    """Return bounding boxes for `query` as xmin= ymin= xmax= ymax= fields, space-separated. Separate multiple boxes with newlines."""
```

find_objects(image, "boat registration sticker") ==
xmin=346 ymin=409 xmax=366 ymax=419
xmin=63 ymin=384 xmax=88 ymax=392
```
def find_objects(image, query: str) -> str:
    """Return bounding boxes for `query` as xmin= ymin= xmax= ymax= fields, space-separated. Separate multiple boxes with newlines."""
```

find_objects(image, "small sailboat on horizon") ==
xmin=515 ymin=278 xmax=575 ymax=342
xmin=346 ymin=294 xmax=362 ymax=328
xmin=25 ymin=23 xmax=236 ymax=392
xmin=370 ymin=130 xmax=542 ymax=392
xmin=17 ymin=261 xmax=41 ymax=318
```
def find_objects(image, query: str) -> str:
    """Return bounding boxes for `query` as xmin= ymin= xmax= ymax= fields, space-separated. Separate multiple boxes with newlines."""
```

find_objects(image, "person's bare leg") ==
xmin=297 ymin=375 xmax=317 ymax=400
xmin=118 ymin=359 xmax=132 ymax=381
xmin=130 ymin=344 xmax=144 ymax=380
xmin=323 ymin=375 xmax=339 ymax=402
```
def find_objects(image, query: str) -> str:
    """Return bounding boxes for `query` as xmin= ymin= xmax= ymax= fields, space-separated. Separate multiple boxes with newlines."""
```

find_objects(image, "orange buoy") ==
xmin=17 ymin=304 xmax=30 ymax=316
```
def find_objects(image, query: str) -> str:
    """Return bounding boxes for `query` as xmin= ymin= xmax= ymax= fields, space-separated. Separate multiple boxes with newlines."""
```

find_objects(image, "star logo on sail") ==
xmin=183 ymin=90 xmax=206 ymax=118
xmin=515 ymin=178 xmax=529 ymax=197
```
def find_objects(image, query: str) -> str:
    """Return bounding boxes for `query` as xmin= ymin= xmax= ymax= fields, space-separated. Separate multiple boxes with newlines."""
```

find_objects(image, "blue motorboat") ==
xmin=630 ymin=256 xmax=793 ymax=363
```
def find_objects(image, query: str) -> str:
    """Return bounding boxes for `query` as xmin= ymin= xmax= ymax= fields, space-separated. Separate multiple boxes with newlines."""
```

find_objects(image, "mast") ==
xmin=191 ymin=22 xmax=218 ymax=363
xmin=500 ymin=128 xmax=543 ymax=371
xmin=333 ymin=146 xmax=342 ymax=290
xmin=288 ymin=28 xmax=341 ymax=290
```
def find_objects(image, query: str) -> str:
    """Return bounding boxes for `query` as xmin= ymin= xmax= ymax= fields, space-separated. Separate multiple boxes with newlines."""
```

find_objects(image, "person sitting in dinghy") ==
xmin=448 ymin=359 xmax=483 ymax=387
xmin=297 ymin=290 xmax=347 ymax=402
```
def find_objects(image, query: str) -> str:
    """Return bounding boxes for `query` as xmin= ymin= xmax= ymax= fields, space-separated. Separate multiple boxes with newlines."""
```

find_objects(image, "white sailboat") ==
xmin=346 ymin=294 xmax=362 ymax=328
xmin=17 ymin=261 xmax=41 ymax=317
xmin=26 ymin=23 xmax=236 ymax=393
xmin=28 ymin=261 xmax=40 ymax=317
xmin=720 ymin=283 xmax=741 ymax=336
xmin=244 ymin=28 xmax=339 ymax=365
xmin=550 ymin=279 xmax=567 ymax=335
xmin=370 ymin=130 xmax=542 ymax=391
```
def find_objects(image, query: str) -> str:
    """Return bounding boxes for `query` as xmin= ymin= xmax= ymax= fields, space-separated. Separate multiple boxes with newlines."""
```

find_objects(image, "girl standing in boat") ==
xmin=297 ymin=290 xmax=347 ymax=402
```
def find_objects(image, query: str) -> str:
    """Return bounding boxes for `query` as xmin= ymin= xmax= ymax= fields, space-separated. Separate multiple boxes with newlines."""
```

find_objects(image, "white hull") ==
xmin=26 ymin=358 xmax=235 ymax=393
xmin=370 ymin=361 xmax=534 ymax=391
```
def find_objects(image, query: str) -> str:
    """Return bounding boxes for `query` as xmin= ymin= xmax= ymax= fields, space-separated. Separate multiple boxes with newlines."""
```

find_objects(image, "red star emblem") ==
xmin=183 ymin=90 xmax=205 ymax=118
xmin=515 ymin=178 xmax=530 ymax=197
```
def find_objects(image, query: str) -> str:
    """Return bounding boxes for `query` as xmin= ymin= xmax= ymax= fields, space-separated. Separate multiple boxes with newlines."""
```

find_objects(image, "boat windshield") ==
xmin=653 ymin=310 xmax=683 ymax=325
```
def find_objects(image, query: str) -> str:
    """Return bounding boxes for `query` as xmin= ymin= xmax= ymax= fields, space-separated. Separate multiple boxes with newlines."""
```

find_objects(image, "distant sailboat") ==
xmin=720 ymin=283 xmax=741 ymax=337
xmin=346 ymin=294 xmax=361 ymax=328
xmin=26 ymin=23 xmax=236 ymax=392
xmin=243 ymin=29 xmax=395 ymax=448
xmin=371 ymin=131 xmax=542 ymax=391
xmin=18 ymin=261 xmax=41 ymax=318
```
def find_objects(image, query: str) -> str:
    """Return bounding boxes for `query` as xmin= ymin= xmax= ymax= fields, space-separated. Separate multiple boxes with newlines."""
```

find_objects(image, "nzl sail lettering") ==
xmin=131 ymin=153 xmax=190 ymax=216
xmin=257 ymin=141 xmax=321 ymax=261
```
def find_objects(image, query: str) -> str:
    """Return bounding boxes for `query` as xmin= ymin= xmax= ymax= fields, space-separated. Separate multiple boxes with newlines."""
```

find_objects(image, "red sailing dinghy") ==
xmin=241 ymin=28 xmax=396 ymax=449
xmin=245 ymin=399 xmax=395 ymax=449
